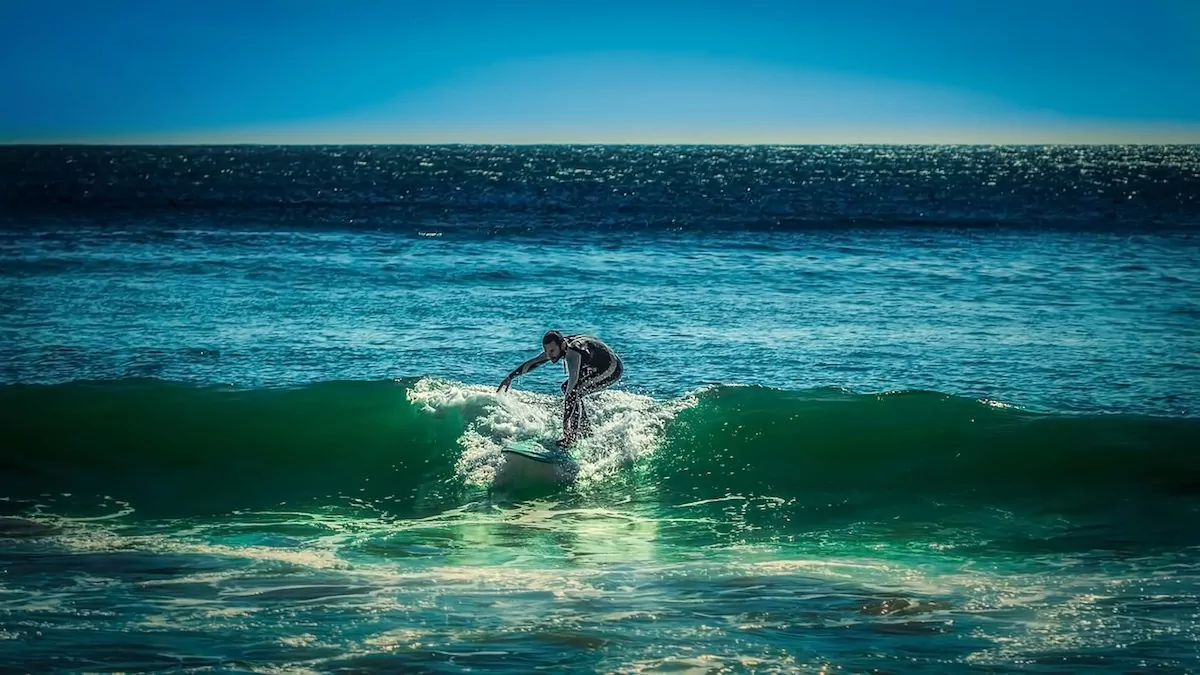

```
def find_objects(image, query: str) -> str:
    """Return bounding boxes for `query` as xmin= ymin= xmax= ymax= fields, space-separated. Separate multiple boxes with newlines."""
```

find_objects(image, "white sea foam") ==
xmin=405 ymin=377 xmax=696 ymax=486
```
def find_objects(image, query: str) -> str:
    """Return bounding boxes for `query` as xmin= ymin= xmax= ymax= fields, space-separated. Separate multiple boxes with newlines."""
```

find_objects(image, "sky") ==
xmin=2 ymin=0 xmax=1198 ymax=144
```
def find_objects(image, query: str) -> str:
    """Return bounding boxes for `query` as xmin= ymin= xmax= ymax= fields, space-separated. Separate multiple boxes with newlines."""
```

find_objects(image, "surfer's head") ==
xmin=542 ymin=330 xmax=566 ymax=363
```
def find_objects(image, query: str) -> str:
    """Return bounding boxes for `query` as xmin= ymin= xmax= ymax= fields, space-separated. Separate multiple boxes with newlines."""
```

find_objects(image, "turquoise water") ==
xmin=2 ymin=145 xmax=1199 ymax=672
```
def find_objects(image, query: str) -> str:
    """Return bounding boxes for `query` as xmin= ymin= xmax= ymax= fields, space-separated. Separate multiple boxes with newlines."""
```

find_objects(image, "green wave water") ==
xmin=659 ymin=384 xmax=1200 ymax=498
xmin=4 ymin=378 xmax=1196 ymax=523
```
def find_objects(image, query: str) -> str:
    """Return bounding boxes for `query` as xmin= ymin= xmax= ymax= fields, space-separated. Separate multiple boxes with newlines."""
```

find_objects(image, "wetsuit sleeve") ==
xmin=508 ymin=352 xmax=550 ymax=380
xmin=562 ymin=350 xmax=582 ymax=398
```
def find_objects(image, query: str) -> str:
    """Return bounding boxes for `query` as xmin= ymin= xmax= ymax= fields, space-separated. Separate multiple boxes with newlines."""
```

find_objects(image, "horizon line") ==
xmin=5 ymin=141 xmax=1200 ymax=148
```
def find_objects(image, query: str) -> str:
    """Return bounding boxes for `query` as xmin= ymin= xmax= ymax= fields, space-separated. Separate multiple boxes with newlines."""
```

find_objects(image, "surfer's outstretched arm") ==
xmin=498 ymin=352 xmax=550 ymax=392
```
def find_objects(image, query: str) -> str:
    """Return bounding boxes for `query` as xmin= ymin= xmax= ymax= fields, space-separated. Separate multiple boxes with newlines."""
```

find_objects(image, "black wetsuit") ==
xmin=504 ymin=334 xmax=623 ymax=443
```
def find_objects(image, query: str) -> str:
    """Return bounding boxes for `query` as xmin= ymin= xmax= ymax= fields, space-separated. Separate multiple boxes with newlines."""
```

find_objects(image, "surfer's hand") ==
xmin=497 ymin=377 xmax=513 ymax=393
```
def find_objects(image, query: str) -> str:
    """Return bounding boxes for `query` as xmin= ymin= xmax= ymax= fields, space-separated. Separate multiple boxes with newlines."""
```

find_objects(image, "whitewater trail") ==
xmin=405 ymin=377 xmax=698 ymax=487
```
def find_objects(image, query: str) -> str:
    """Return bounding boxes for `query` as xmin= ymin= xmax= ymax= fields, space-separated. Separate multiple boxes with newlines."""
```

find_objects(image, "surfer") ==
xmin=498 ymin=331 xmax=623 ymax=447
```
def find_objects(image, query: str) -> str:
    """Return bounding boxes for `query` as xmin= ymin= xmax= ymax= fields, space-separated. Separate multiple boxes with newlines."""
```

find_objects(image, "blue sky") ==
xmin=2 ymin=0 xmax=1198 ymax=143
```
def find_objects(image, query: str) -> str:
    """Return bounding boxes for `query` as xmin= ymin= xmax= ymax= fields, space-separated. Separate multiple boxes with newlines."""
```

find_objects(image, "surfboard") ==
xmin=494 ymin=437 xmax=579 ymax=491
xmin=501 ymin=437 xmax=570 ymax=464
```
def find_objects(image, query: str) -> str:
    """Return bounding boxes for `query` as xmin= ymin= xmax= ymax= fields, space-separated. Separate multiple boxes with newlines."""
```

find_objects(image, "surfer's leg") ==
xmin=560 ymin=365 xmax=595 ymax=442
xmin=561 ymin=389 xmax=585 ymax=444
xmin=570 ymin=396 xmax=591 ymax=438
xmin=564 ymin=360 xmax=621 ymax=441
xmin=575 ymin=358 xmax=623 ymax=397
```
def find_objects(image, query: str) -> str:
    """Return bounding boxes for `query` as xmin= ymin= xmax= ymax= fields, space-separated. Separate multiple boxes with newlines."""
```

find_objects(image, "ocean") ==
xmin=2 ymin=145 xmax=1199 ymax=673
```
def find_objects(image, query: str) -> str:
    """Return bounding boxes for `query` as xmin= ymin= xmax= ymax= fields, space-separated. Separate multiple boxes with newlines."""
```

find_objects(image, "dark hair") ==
xmin=542 ymin=330 xmax=564 ymax=347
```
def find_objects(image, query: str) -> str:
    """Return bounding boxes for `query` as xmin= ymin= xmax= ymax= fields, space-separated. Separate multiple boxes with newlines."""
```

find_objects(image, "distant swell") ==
xmin=1 ymin=379 xmax=1198 ymax=518
xmin=4 ymin=145 xmax=1198 ymax=232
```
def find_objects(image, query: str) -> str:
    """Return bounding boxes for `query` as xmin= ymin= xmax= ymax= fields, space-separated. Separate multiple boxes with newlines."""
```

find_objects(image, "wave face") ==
xmin=0 ymin=379 xmax=467 ymax=516
xmin=2 ymin=378 xmax=1197 ymax=520
xmin=654 ymin=385 xmax=1200 ymax=502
